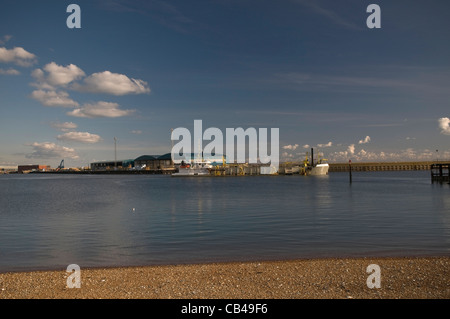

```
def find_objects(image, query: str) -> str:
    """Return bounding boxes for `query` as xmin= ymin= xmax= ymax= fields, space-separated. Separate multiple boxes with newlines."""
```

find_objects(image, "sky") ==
xmin=1 ymin=0 xmax=450 ymax=168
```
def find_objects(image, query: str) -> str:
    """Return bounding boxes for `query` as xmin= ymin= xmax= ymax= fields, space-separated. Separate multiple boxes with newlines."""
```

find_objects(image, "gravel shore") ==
xmin=0 ymin=257 xmax=449 ymax=299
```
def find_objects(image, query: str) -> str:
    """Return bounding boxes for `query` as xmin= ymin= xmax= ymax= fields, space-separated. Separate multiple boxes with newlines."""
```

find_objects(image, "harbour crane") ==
xmin=56 ymin=159 xmax=64 ymax=171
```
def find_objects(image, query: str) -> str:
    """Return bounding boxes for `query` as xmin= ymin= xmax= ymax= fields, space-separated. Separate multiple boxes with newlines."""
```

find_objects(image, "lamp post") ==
xmin=114 ymin=137 xmax=117 ymax=169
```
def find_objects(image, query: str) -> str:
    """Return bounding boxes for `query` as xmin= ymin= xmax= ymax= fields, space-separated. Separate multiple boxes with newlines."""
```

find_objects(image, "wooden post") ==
xmin=431 ymin=164 xmax=434 ymax=183
xmin=349 ymin=159 xmax=352 ymax=184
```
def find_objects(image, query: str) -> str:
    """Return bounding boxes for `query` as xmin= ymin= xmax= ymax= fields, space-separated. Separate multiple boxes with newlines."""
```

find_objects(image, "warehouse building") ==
xmin=0 ymin=166 xmax=18 ymax=174
xmin=18 ymin=165 xmax=50 ymax=173
xmin=90 ymin=154 xmax=174 ymax=171
xmin=134 ymin=153 xmax=173 ymax=170
xmin=90 ymin=159 xmax=135 ymax=171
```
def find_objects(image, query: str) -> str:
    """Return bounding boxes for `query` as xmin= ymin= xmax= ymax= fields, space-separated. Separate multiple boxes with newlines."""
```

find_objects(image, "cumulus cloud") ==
xmin=303 ymin=144 xmax=310 ymax=149
xmin=57 ymin=131 xmax=102 ymax=144
xmin=26 ymin=142 xmax=79 ymax=159
xmin=328 ymin=147 xmax=440 ymax=163
xmin=131 ymin=130 xmax=142 ymax=135
xmin=32 ymin=62 xmax=85 ymax=88
xmin=347 ymin=144 xmax=355 ymax=154
xmin=0 ymin=46 xmax=37 ymax=67
xmin=281 ymin=152 xmax=293 ymax=158
xmin=51 ymin=121 xmax=78 ymax=132
xmin=358 ymin=136 xmax=371 ymax=144
xmin=283 ymin=144 xmax=299 ymax=150
xmin=74 ymin=71 xmax=150 ymax=95
xmin=30 ymin=63 xmax=149 ymax=98
xmin=0 ymin=68 xmax=20 ymax=75
xmin=317 ymin=141 xmax=332 ymax=148
xmin=31 ymin=89 xmax=79 ymax=107
xmin=438 ymin=117 xmax=450 ymax=135
xmin=67 ymin=101 xmax=135 ymax=118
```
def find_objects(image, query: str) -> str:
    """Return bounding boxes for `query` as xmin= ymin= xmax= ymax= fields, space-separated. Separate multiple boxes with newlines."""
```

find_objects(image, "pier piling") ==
xmin=431 ymin=163 xmax=450 ymax=183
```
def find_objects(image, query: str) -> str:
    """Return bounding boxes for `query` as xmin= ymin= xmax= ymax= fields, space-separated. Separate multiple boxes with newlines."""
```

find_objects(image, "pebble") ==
xmin=0 ymin=257 xmax=448 ymax=299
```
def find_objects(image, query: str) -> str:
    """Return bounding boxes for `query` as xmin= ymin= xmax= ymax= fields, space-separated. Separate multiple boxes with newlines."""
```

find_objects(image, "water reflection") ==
xmin=0 ymin=171 xmax=449 ymax=272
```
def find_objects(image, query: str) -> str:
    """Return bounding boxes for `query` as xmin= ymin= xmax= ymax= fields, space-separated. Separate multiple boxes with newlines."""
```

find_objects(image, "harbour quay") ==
xmin=5 ymin=160 xmax=450 ymax=178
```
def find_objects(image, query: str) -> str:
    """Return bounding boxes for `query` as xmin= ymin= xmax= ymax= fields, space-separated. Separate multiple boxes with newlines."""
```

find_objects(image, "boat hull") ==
xmin=306 ymin=164 xmax=329 ymax=176
xmin=172 ymin=167 xmax=211 ymax=176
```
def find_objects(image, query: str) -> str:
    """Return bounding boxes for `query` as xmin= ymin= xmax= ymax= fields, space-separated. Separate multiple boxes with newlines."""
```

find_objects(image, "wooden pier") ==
xmin=431 ymin=163 xmax=450 ymax=183
xmin=328 ymin=161 xmax=438 ymax=172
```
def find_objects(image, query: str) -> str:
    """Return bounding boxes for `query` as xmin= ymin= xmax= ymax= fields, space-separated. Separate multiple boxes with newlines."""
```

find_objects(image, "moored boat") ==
xmin=304 ymin=148 xmax=329 ymax=176
xmin=172 ymin=159 xmax=212 ymax=176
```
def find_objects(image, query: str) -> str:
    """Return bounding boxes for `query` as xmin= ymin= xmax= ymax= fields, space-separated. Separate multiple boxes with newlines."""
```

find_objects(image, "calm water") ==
xmin=0 ymin=171 xmax=449 ymax=272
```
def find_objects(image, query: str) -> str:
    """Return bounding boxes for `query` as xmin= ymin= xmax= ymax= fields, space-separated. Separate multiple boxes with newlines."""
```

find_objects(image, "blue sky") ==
xmin=1 ymin=0 xmax=449 ymax=167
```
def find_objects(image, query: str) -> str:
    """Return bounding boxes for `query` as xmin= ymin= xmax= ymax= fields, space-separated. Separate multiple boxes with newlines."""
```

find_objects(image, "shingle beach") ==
xmin=1 ymin=257 xmax=448 ymax=299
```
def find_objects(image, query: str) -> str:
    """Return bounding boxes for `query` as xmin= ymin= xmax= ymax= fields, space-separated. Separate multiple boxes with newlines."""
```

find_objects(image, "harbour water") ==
xmin=0 ymin=171 xmax=449 ymax=272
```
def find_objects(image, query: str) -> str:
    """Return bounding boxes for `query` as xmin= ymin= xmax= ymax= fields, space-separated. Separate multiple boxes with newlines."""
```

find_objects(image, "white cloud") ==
xmin=74 ymin=71 xmax=150 ymax=95
xmin=438 ymin=117 xmax=450 ymax=135
xmin=317 ymin=141 xmax=332 ymax=148
xmin=281 ymin=152 xmax=294 ymax=160
xmin=283 ymin=144 xmax=299 ymax=150
xmin=26 ymin=142 xmax=79 ymax=159
xmin=0 ymin=46 xmax=37 ymax=67
xmin=358 ymin=136 xmax=371 ymax=144
xmin=131 ymin=130 xmax=142 ymax=135
xmin=31 ymin=90 xmax=79 ymax=108
xmin=303 ymin=144 xmax=310 ymax=149
xmin=32 ymin=62 xmax=85 ymax=89
xmin=57 ymin=132 xmax=102 ymax=144
xmin=328 ymin=147 xmax=441 ymax=163
xmin=347 ymin=144 xmax=355 ymax=154
xmin=358 ymin=149 xmax=367 ymax=156
xmin=0 ymin=68 xmax=20 ymax=75
xmin=51 ymin=121 xmax=78 ymax=132
xmin=67 ymin=101 xmax=135 ymax=118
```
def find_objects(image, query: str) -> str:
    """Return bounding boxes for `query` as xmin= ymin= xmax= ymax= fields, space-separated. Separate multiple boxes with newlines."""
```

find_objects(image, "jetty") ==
xmin=431 ymin=163 xmax=450 ymax=183
xmin=328 ymin=161 xmax=441 ymax=172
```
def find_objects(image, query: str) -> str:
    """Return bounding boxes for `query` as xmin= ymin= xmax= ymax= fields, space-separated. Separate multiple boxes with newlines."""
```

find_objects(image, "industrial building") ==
xmin=90 ymin=154 xmax=174 ymax=171
xmin=18 ymin=165 xmax=50 ymax=173
xmin=89 ymin=153 xmax=228 ymax=173
xmin=171 ymin=153 xmax=225 ymax=165
xmin=0 ymin=166 xmax=17 ymax=174
xmin=90 ymin=159 xmax=135 ymax=171
xmin=134 ymin=153 xmax=173 ymax=170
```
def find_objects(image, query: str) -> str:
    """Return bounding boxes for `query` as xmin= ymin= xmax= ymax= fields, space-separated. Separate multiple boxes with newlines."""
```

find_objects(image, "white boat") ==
xmin=172 ymin=160 xmax=213 ymax=176
xmin=303 ymin=148 xmax=329 ymax=176
xmin=305 ymin=163 xmax=329 ymax=176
